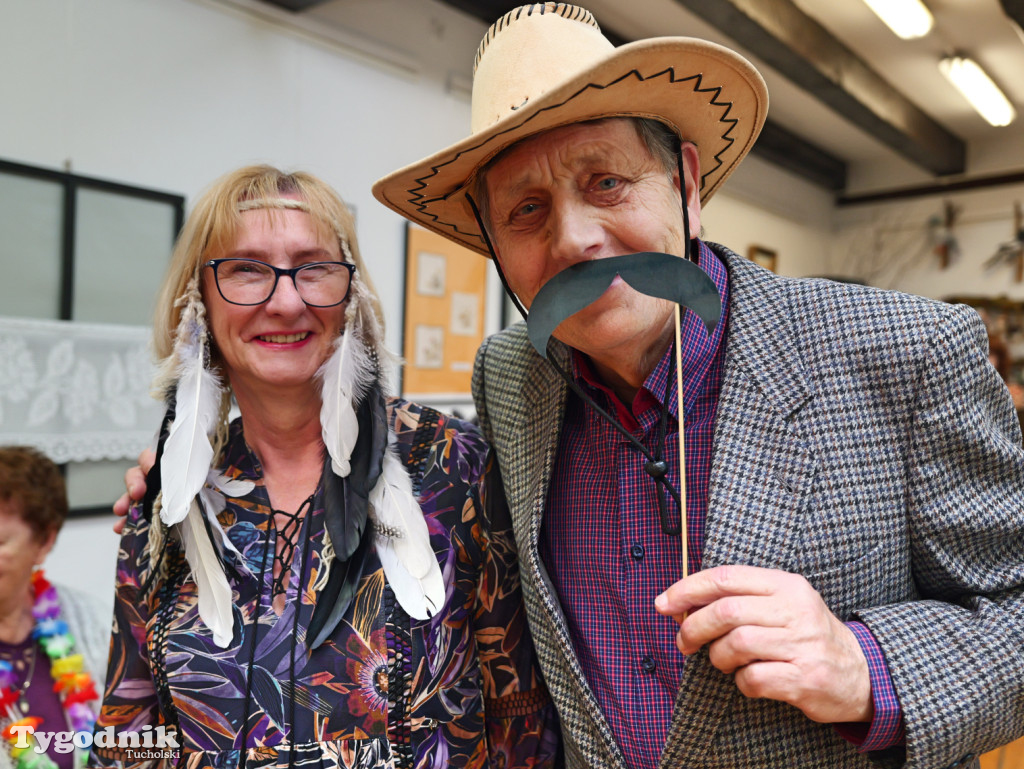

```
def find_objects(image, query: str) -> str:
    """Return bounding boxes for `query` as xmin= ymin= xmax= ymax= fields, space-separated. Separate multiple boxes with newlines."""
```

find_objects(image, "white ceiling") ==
xmin=790 ymin=0 xmax=1024 ymax=154
xmin=538 ymin=0 xmax=1024 ymax=170
xmin=247 ymin=0 xmax=1024 ymax=189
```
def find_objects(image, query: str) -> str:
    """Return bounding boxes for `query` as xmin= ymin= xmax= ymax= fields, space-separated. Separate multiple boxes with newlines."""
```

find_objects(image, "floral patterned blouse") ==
xmin=89 ymin=400 xmax=560 ymax=769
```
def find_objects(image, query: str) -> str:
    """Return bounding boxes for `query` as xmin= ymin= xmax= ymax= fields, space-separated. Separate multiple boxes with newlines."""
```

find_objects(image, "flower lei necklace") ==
xmin=0 ymin=572 xmax=98 ymax=769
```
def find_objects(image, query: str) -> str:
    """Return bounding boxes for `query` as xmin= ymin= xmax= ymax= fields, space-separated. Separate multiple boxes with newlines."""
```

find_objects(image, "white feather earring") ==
xmin=178 ymin=496 xmax=235 ymax=648
xmin=314 ymin=274 xmax=376 ymax=598
xmin=161 ymin=277 xmax=221 ymax=525
xmin=199 ymin=470 xmax=256 ymax=566
xmin=318 ymin=301 xmax=374 ymax=478
xmin=350 ymin=279 xmax=443 ymax=618
xmin=314 ymin=259 xmax=443 ymax=621
xmin=159 ymin=276 xmax=236 ymax=647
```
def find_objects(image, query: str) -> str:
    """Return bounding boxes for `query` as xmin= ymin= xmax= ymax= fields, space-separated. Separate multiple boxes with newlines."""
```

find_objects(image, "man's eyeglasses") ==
xmin=204 ymin=258 xmax=356 ymax=307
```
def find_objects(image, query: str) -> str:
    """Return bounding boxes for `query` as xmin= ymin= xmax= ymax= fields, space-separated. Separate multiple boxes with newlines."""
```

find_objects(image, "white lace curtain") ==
xmin=0 ymin=316 xmax=163 ymax=462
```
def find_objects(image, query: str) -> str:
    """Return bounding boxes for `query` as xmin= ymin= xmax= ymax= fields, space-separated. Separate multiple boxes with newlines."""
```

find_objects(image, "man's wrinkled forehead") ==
xmin=475 ymin=117 xmax=662 ymax=211
xmin=481 ymin=117 xmax=631 ymax=178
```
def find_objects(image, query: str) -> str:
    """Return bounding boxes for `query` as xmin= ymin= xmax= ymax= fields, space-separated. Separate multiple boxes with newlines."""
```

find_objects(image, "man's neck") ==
xmin=587 ymin=339 xmax=672 ymax=406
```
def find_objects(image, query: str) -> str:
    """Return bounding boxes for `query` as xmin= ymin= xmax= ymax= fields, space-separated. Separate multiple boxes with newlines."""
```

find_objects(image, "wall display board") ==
xmin=401 ymin=224 xmax=488 ymax=400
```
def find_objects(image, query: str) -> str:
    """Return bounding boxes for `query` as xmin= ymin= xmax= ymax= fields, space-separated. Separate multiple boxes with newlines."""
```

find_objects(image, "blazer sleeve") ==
xmin=472 ymin=334 xmax=495 ymax=446
xmin=854 ymin=303 xmax=1024 ymax=769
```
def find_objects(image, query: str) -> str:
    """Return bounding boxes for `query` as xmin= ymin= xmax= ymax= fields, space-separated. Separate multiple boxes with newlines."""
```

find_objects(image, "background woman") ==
xmin=89 ymin=166 xmax=558 ymax=769
xmin=0 ymin=446 xmax=108 ymax=769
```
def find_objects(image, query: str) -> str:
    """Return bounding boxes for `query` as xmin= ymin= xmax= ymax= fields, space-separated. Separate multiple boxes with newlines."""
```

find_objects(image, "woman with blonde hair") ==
xmin=90 ymin=165 xmax=558 ymax=769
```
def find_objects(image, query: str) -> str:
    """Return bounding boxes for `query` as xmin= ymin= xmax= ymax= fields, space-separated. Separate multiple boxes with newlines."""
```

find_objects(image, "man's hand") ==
xmin=112 ymin=448 xmax=155 ymax=535
xmin=655 ymin=564 xmax=873 ymax=725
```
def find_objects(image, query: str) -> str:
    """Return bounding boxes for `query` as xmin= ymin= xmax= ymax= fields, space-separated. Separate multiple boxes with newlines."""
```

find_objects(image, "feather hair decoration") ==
xmin=307 ymin=383 xmax=387 ymax=647
xmin=307 ymin=522 xmax=373 ymax=649
xmin=347 ymin=269 xmax=400 ymax=395
xmin=160 ymin=280 xmax=224 ymax=526
xmin=179 ymin=495 xmax=235 ymax=648
xmin=370 ymin=446 xmax=445 ymax=621
xmin=313 ymin=271 xmax=390 ymax=596
xmin=198 ymin=470 xmax=255 ymax=568
xmin=157 ymin=276 xmax=235 ymax=645
xmin=142 ymin=395 xmax=177 ymax=524
xmin=317 ymin=311 xmax=374 ymax=478
xmin=309 ymin=242 xmax=404 ymax=642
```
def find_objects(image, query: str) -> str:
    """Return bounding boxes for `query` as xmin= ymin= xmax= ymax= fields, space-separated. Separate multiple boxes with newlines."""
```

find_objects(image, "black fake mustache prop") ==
xmin=524 ymin=251 xmax=721 ymax=538
xmin=526 ymin=251 xmax=721 ymax=358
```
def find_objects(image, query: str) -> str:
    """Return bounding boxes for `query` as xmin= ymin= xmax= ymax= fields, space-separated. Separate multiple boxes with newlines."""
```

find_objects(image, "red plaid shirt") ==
xmin=540 ymin=242 xmax=902 ymax=767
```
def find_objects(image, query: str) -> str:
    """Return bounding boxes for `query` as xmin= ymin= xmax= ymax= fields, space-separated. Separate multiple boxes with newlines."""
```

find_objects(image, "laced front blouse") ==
xmin=90 ymin=400 xmax=559 ymax=769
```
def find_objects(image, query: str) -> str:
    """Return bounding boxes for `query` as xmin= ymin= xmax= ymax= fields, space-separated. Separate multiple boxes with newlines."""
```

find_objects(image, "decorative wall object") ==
xmin=747 ymin=245 xmax=778 ymax=272
xmin=928 ymin=200 xmax=960 ymax=269
xmin=983 ymin=201 xmax=1024 ymax=282
xmin=832 ymin=193 xmax=1024 ymax=297
xmin=401 ymin=224 xmax=488 ymax=398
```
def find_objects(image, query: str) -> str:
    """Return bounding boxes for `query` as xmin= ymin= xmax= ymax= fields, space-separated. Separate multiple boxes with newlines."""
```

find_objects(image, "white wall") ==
xmin=701 ymin=153 xmax=834 ymax=278
xmin=1 ymin=0 xmax=489 ymax=603
xmin=831 ymin=183 xmax=1024 ymax=301
xmin=47 ymin=514 xmax=118 ymax=623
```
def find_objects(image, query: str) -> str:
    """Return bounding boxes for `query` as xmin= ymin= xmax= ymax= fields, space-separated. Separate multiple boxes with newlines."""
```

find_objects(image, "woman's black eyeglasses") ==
xmin=204 ymin=258 xmax=356 ymax=307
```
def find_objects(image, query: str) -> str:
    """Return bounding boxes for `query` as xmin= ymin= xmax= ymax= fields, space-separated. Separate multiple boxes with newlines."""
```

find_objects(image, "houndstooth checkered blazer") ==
xmin=472 ymin=244 xmax=1024 ymax=769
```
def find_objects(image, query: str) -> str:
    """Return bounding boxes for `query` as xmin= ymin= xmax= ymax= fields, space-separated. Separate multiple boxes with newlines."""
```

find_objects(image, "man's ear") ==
xmin=678 ymin=141 xmax=702 ymax=237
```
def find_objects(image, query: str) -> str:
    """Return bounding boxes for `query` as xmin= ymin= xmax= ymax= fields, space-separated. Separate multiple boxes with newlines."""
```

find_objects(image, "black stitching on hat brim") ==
xmin=376 ymin=54 xmax=765 ymax=256
xmin=475 ymin=4 xmax=598 ymax=73
xmin=420 ymin=73 xmax=730 ymax=230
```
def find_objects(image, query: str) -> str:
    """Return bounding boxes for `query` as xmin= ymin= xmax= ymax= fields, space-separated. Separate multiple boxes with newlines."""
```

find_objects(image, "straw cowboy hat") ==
xmin=373 ymin=2 xmax=769 ymax=258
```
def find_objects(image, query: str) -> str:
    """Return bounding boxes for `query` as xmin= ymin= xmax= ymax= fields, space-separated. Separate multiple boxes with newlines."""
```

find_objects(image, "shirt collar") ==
xmin=570 ymin=240 xmax=729 ymax=430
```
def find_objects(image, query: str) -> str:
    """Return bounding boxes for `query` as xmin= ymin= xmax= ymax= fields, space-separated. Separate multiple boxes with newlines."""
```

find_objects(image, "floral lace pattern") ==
xmin=0 ymin=317 xmax=161 ymax=462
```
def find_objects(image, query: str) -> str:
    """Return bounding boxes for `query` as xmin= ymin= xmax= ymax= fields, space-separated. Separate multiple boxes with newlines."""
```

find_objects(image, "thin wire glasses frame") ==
xmin=204 ymin=258 xmax=356 ymax=307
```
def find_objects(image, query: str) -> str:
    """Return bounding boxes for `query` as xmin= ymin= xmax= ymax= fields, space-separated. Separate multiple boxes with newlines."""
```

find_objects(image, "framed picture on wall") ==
xmin=748 ymin=245 xmax=778 ymax=272
xmin=401 ymin=224 xmax=488 ymax=399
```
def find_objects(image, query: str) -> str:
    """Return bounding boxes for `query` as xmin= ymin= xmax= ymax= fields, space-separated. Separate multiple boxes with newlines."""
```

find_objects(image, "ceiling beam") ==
xmin=754 ymin=121 xmax=847 ymax=191
xmin=837 ymin=167 xmax=1024 ymax=206
xmin=999 ymin=0 xmax=1024 ymax=29
xmin=258 ymin=0 xmax=333 ymax=11
xmin=437 ymin=0 xmax=847 ymax=190
xmin=673 ymin=0 xmax=965 ymax=176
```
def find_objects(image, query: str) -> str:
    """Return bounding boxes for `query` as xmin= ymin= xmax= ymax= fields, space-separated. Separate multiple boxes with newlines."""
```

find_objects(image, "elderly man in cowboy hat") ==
xmin=374 ymin=4 xmax=1024 ymax=769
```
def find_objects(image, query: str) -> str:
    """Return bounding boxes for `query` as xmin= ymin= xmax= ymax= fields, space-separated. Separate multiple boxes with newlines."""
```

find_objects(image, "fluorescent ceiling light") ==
xmin=939 ymin=56 xmax=1017 ymax=127
xmin=862 ymin=0 xmax=933 ymax=39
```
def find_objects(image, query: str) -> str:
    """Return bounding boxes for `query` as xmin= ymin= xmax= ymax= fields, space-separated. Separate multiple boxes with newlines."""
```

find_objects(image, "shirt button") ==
xmin=630 ymin=543 xmax=645 ymax=561
xmin=641 ymin=655 xmax=656 ymax=673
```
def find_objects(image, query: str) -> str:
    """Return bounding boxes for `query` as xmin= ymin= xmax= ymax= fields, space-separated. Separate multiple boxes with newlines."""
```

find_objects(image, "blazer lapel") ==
xmin=662 ymin=248 xmax=819 ymax=766
xmin=503 ymin=340 xmax=628 ymax=767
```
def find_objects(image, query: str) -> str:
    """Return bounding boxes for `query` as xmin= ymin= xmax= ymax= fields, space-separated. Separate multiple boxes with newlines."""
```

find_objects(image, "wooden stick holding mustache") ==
xmin=674 ymin=304 xmax=688 ymax=581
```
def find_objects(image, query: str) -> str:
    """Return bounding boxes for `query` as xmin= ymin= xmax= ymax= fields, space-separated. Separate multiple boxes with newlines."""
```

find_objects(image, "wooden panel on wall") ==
xmin=981 ymin=736 xmax=1024 ymax=769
